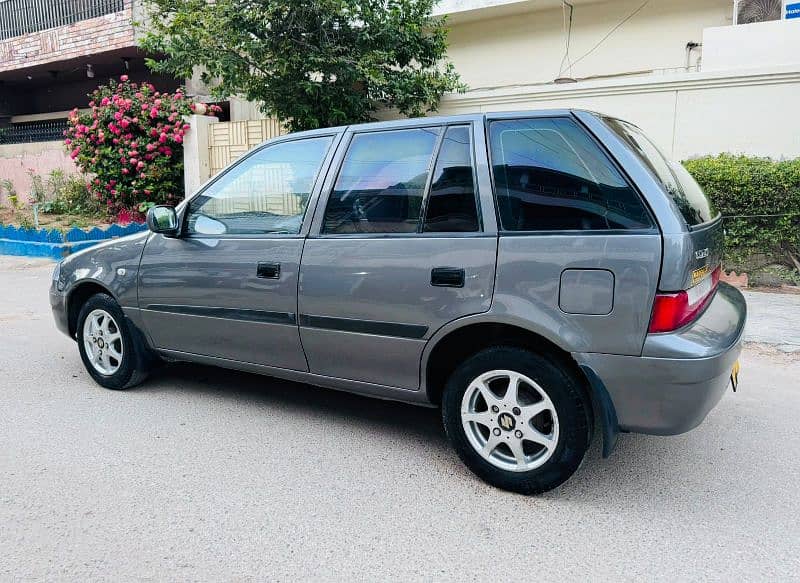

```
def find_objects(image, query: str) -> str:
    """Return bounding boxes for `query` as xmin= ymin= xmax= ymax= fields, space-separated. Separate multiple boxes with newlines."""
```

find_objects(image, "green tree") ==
xmin=141 ymin=0 xmax=465 ymax=132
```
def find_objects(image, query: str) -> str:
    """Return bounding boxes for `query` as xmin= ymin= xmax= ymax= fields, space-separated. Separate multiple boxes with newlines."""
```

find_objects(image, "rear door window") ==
xmin=489 ymin=117 xmax=653 ymax=231
xmin=423 ymin=125 xmax=480 ymax=233
xmin=602 ymin=117 xmax=718 ymax=226
xmin=322 ymin=127 xmax=439 ymax=234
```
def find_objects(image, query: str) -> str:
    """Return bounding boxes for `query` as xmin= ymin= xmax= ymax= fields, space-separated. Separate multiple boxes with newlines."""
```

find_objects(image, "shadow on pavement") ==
xmin=143 ymin=361 xmax=448 ymax=445
xmin=137 ymin=360 xmax=694 ymax=499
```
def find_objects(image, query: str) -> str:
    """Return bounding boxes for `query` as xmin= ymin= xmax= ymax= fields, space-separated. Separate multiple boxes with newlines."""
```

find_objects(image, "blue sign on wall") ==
xmin=787 ymin=2 xmax=800 ymax=19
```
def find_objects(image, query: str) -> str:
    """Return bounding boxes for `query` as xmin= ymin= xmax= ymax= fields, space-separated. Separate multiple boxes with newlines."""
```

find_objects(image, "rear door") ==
xmin=298 ymin=119 xmax=498 ymax=389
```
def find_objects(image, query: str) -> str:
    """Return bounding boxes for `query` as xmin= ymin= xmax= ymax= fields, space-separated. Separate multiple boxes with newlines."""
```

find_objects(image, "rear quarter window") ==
xmin=489 ymin=117 xmax=654 ymax=232
xmin=602 ymin=117 xmax=718 ymax=227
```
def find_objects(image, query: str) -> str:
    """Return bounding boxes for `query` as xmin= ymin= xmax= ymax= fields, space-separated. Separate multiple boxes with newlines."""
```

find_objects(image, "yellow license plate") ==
xmin=730 ymin=360 xmax=741 ymax=392
xmin=691 ymin=265 xmax=710 ymax=286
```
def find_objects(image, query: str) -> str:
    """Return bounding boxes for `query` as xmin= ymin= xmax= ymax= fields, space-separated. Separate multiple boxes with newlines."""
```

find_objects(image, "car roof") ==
xmin=278 ymin=109 xmax=602 ymax=141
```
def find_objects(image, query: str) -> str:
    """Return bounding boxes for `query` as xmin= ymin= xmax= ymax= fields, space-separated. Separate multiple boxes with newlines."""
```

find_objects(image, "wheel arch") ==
xmin=422 ymin=318 xmax=579 ymax=404
xmin=66 ymin=280 xmax=117 ymax=338
xmin=422 ymin=317 xmax=619 ymax=455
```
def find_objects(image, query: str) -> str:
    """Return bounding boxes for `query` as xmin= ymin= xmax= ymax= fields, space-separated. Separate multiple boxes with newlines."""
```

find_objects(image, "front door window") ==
xmin=187 ymin=136 xmax=333 ymax=235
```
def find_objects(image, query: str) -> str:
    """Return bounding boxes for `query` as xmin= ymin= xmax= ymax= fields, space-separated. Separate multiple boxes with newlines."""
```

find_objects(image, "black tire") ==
xmin=76 ymin=293 xmax=151 ymax=390
xmin=441 ymin=346 xmax=592 ymax=495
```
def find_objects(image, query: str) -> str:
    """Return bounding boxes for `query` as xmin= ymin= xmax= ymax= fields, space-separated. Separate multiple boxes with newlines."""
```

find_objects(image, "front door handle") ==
xmin=257 ymin=262 xmax=281 ymax=279
xmin=431 ymin=267 xmax=465 ymax=288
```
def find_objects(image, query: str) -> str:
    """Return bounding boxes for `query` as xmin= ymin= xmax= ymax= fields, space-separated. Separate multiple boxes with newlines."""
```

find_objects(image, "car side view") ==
xmin=50 ymin=110 xmax=746 ymax=494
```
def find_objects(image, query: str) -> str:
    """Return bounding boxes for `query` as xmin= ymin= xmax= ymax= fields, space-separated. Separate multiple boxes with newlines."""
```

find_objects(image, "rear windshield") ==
xmin=602 ymin=117 xmax=718 ymax=226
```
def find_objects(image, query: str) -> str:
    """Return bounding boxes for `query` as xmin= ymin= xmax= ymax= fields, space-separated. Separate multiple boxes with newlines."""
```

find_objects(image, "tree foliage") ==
xmin=140 ymin=0 xmax=464 ymax=132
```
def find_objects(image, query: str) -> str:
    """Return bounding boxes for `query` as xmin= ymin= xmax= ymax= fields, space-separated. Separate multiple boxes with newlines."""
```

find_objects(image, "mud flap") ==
xmin=580 ymin=364 xmax=620 ymax=458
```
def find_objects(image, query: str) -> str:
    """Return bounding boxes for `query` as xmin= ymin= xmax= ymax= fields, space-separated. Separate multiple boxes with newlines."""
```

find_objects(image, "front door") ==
xmin=138 ymin=133 xmax=338 ymax=370
xmin=298 ymin=122 xmax=498 ymax=389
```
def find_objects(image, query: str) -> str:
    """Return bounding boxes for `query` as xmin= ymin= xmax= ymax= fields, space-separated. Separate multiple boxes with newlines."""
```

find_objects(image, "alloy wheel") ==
xmin=460 ymin=369 xmax=559 ymax=472
xmin=82 ymin=309 xmax=124 ymax=376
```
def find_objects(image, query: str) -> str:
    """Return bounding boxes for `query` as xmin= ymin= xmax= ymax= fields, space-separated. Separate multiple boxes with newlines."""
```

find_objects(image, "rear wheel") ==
xmin=442 ymin=346 xmax=591 ymax=494
xmin=76 ymin=293 xmax=150 ymax=390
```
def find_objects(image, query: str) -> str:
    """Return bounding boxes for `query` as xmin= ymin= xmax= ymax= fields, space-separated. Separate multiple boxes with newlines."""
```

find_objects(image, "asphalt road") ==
xmin=2 ymin=257 xmax=799 ymax=581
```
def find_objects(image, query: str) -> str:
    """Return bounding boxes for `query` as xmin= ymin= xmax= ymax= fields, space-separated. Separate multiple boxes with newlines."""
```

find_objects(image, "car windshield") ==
xmin=602 ymin=117 xmax=718 ymax=226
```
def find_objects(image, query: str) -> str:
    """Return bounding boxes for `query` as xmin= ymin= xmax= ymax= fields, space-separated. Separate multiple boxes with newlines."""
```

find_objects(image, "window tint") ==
xmin=670 ymin=162 xmax=719 ymax=224
xmin=423 ymin=125 xmax=479 ymax=233
xmin=322 ymin=128 xmax=439 ymax=234
xmin=602 ymin=117 xmax=717 ymax=226
xmin=489 ymin=117 xmax=653 ymax=231
xmin=187 ymin=136 xmax=332 ymax=235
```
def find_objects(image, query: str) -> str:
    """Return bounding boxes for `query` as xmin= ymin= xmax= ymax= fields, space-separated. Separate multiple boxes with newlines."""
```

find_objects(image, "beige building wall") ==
xmin=702 ymin=18 xmax=800 ymax=71
xmin=445 ymin=0 xmax=732 ymax=89
xmin=181 ymin=0 xmax=800 ymax=190
xmin=437 ymin=65 xmax=800 ymax=160
xmin=434 ymin=0 xmax=800 ymax=160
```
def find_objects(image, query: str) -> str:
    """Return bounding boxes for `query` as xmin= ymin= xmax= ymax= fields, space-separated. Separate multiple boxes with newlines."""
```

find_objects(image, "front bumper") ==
xmin=575 ymin=282 xmax=746 ymax=435
xmin=49 ymin=280 xmax=70 ymax=338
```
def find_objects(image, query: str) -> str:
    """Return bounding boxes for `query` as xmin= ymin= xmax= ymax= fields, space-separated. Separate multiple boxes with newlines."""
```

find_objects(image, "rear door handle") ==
xmin=431 ymin=267 xmax=465 ymax=288
xmin=257 ymin=262 xmax=281 ymax=279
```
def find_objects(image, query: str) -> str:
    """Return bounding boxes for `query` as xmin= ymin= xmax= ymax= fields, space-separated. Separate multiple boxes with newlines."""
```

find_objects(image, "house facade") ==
xmin=2 ymin=0 xmax=799 ymax=204
xmin=433 ymin=0 xmax=800 ymax=159
xmin=0 ymin=0 xmax=187 ymax=198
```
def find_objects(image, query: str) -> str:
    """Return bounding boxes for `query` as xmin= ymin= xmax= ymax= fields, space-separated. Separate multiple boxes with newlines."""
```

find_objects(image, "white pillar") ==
xmin=182 ymin=114 xmax=218 ymax=198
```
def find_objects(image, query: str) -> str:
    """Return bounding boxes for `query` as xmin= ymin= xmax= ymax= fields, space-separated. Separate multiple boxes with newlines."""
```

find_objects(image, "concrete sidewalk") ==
xmin=1 ymin=256 xmax=798 ymax=351
xmin=743 ymin=290 xmax=800 ymax=352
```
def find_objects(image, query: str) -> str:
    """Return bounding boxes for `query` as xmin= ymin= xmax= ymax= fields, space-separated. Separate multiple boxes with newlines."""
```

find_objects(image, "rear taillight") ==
xmin=648 ymin=266 xmax=721 ymax=333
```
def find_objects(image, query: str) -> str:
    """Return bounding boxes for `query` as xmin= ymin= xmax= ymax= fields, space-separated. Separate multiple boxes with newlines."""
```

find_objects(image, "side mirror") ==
xmin=146 ymin=205 xmax=179 ymax=237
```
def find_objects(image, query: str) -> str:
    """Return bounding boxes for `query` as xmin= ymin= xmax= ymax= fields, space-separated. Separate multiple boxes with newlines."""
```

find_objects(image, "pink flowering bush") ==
xmin=64 ymin=76 xmax=220 ymax=221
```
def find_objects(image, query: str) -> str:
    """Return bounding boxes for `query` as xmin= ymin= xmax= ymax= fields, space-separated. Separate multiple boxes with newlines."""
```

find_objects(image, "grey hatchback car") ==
xmin=51 ymin=110 xmax=746 ymax=494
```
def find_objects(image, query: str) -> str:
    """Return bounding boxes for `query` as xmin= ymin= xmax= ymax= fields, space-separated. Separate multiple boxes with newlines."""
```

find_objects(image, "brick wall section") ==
xmin=0 ymin=0 xmax=134 ymax=73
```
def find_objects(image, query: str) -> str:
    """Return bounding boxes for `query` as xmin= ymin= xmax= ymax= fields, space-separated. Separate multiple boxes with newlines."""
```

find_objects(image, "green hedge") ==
xmin=683 ymin=154 xmax=800 ymax=271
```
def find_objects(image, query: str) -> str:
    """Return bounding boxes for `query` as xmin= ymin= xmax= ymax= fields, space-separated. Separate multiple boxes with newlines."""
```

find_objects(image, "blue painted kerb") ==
xmin=0 ymin=222 xmax=147 ymax=259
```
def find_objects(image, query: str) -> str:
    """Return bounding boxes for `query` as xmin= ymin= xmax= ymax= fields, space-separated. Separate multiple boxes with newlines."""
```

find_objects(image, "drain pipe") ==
xmin=686 ymin=41 xmax=702 ymax=71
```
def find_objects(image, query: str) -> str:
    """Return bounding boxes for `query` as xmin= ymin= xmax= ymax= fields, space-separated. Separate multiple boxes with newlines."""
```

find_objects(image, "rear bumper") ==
xmin=574 ymin=282 xmax=746 ymax=435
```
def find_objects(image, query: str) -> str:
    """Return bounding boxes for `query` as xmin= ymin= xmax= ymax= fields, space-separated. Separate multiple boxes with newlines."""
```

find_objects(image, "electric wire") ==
xmin=566 ymin=0 xmax=652 ymax=71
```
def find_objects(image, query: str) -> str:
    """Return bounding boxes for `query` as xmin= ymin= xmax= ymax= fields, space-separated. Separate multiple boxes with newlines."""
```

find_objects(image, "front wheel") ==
xmin=441 ymin=347 xmax=592 ymax=495
xmin=76 ymin=293 xmax=150 ymax=390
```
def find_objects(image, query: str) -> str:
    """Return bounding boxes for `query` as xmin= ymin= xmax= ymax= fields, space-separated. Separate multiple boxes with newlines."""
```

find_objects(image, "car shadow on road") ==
xmin=144 ymin=361 xmax=448 ymax=446
xmin=141 ymin=361 xmax=711 ymax=501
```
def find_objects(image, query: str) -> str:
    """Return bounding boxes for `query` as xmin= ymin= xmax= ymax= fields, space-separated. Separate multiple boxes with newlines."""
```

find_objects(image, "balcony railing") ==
xmin=0 ymin=0 xmax=124 ymax=40
xmin=0 ymin=120 xmax=69 ymax=144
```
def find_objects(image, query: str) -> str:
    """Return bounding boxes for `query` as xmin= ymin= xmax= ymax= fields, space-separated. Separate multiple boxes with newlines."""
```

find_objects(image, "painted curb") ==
xmin=0 ymin=223 xmax=147 ymax=259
